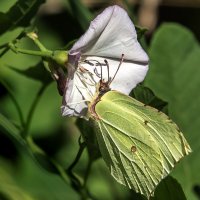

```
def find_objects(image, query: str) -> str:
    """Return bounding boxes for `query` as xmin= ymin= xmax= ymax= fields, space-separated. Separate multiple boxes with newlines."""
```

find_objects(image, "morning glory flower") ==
xmin=61 ymin=5 xmax=149 ymax=117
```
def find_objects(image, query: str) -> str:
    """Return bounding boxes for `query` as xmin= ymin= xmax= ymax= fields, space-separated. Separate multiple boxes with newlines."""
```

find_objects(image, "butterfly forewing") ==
xmin=93 ymin=91 xmax=191 ymax=197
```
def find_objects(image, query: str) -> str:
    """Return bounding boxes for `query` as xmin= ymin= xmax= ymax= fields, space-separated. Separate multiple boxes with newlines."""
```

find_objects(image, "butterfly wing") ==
xmin=93 ymin=91 xmax=191 ymax=197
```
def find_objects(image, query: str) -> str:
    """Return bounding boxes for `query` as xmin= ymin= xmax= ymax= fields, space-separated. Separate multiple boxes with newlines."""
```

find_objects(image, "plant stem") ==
xmin=8 ymin=42 xmax=52 ymax=58
xmin=21 ymin=84 xmax=46 ymax=138
xmin=50 ymin=158 xmax=70 ymax=185
xmin=83 ymin=158 xmax=92 ymax=187
xmin=67 ymin=137 xmax=86 ymax=185
xmin=27 ymin=32 xmax=48 ymax=51
xmin=0 ymin=79 xmax=25 ymax=127
xmin=67 ymin=137 xmax=96 ymax=200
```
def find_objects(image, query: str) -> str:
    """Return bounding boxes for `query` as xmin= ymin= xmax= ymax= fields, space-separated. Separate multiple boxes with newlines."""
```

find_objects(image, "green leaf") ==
xmin=0 ymin=28 xmax=23 ymax=47
xmin=26 ymin=137 xmax=65 ymax=175
xmin=0 ymin=12 xmax=11 ymax=35
xmin=76 ymin=118 xmax=101 ymax=161
xmin=151 ymin=176 xmax=187 ymax=200
xmin=0 ymin=29 xmax=27 ymax=57
xmin=0 ymin=0 xmax=45 ymax=35
xmin=0 ymin=160 xmax=36 ymax=200
xmin=135 ymin=26 xmax=148 ymax=40
xmin=0 ymin=114 xmax=64 ymax=176
xmin=145 ymin=23 xmax=200 ymax=199
xmin=0 ymin=79 xmax=25 ymax=127
xmin=0 ymin=0 xmax=17 ymax=13
xmin=68 ymin=0 xmax=93 ymax=30
xmin=131 ymin=84 xmax=168 ymax=113
xmin=91 ymin=90 xmax=191 ymax=198
xmin=0 ymin=113 xmax=25 ymax=146
xmin=8 ymin=61 xmax=53 ymax=85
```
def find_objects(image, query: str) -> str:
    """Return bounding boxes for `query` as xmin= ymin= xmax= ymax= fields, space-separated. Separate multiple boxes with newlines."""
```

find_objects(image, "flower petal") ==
xmin=69 ymin=5 xmax=148 ymax=63
xmin=61 ymin=62 xmax=98 ymax=117
xmin=61 ymin=78 xmax=88 ymax=117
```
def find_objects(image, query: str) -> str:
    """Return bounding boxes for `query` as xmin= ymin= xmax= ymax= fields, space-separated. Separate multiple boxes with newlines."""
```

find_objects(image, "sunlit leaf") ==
xmin=0 ymin=29 xmax=27 ymax=57
xmin=0 ymin=0 xmax=17 ymax=13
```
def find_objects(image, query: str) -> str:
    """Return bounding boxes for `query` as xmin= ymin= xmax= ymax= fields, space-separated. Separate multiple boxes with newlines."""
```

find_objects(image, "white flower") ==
xmin=61 ymin=5 xmax=149 ymax=118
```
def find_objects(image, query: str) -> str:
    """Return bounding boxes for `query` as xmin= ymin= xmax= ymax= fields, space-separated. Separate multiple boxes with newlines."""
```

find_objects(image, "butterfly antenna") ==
xmin=104 ymin=59 xmax=110 ymax=83
xmin=100 ymin=61 xmax=103 ymax=82
xmin=109 ymin=54 xmax=124 ymax=86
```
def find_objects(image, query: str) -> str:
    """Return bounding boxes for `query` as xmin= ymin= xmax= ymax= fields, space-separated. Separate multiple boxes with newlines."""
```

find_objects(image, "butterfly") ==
xmin=87 ymin=56 xmax=192 ymax=198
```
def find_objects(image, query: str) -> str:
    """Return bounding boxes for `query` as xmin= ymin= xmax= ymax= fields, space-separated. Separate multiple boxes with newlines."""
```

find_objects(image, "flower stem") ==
xmin=8 ymin=42 xmax=52 ymax=58
xmin=67 ymin=137 xmax=96 ymax=200
xmin=27 ymin=32 xmax=48 ymax=52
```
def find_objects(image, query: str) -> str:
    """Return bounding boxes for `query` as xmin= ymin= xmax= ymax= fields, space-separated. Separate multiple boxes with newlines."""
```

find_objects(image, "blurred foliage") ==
xmin=0 ymin=0 xmax=44 ymax=35
xmin=0 ymin=0 xmax=199 ymax=200
xmin=67 ymin=0 xmax=93 ymax=30
xmin=145 ymin=23 xmax=200 ymax=200
xmin=0 ymin=159 xmax=35 ymax=200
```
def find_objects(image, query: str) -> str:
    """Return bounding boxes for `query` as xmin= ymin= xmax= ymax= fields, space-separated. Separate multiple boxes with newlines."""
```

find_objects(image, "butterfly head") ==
xmin=98 ymin=79 xmax=111 ymax=96
xmin=96 ymin=54 xmax=125 ymax=97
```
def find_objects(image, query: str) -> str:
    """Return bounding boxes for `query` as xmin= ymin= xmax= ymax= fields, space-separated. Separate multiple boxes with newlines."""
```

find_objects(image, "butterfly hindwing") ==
xmin=93 ymin=91 xmax=191 ymax=197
